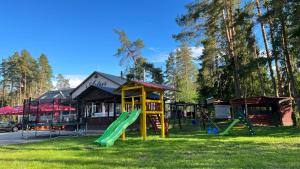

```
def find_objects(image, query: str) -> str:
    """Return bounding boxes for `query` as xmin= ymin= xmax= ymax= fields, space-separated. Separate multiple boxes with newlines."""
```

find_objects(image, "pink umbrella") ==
xmin=10 ymin=103 xmax=76 ymax=114
xmin=0 ymin=106 xmax=15 ymax=115
xmin=38 ymin=103 xmax=76 ymax=112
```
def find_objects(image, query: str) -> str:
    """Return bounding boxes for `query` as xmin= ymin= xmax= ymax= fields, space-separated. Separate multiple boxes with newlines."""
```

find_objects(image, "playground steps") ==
xmin=147 ymin=115 xmax=169 ymax=136
xmin=236 ymin=112 xmax=255 ymax=135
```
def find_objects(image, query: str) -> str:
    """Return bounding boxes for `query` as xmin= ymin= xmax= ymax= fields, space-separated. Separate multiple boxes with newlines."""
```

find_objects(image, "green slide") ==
xmin=220 ymin=112 xmax=255 ymax=136
xmin=219 ymin=119 xmax=240 ymax=135
xmin=95 ymin=111 xmax=129 ymax=144
xmin=100 ymin=109 xmax=141 ymax=147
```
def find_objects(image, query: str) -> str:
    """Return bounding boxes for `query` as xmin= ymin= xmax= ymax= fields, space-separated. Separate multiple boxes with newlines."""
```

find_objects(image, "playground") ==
xmin=0 ymin=78 xmax=299 ymax=169
xmin=0 ymin=124 xmax=300 ymax=169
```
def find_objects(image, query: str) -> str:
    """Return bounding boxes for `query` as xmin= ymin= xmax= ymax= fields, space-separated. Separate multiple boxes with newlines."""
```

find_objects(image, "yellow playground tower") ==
xmin=119 ymin=80 xmax=174 ymax=140
xmin=95 ymin=80 xmax=175 ymax=146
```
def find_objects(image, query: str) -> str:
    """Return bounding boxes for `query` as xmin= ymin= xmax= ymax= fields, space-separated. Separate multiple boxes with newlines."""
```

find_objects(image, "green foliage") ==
xmin=114 ymin=29 xmax=164 ymax=84
xmin=126 ymin=57 xmax=164 ymax=84
xmin=0 ymin=50 xmax=53 ymax=106
xmin=114 ymin=29 xmax=144 ymax=67
xmin=175 ymin=0 xmax=300 ymax=102
xmin=38 ymin=54 xmax=53 ymax=93
xmin=175 ymin=42 xmax=198 ymax=103
xmin=164 ymin=52 xmax=177 ymax=101
xmin=56 ymin=74 xmax=70 ymax=89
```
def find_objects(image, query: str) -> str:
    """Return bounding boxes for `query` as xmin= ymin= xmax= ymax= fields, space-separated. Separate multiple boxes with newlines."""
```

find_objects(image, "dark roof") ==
xmin=230 ymin=96 xmax=293 ymax=105
xmin=116 ymin=80 xmax=177 ymax=92
xmin=93 ymin=86 xmax=118 ymax=95
xmin=70 ymin=71 xmax=126 ymax=95
xmin=38 ymin=88 xmax=74 ymax=100
xmin=96 ymin=71 xmax=126 ymax=85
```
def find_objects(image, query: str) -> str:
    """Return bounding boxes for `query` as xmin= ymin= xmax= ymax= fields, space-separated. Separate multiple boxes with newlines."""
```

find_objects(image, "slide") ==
xmin=98 ymin=109 xmax=141 ymax=147
xmin=219 ymin=119 xmax=240 ymax=135
xmin=94 ymin=111 xmax=129 ymax=144
xmin=219 ymin=112 xmax=255 ymax=136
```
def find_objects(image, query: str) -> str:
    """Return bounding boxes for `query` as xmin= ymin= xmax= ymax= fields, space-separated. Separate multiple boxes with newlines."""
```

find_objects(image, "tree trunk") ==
xmin=1 ymin=81 xmax=5 ymax=107
xmin=19 ymin=81 xmax=22 ymax=105
xmin=222 ymin=6 xmax=241 ymax=98
xmin=264 ymin=0 xmax=283 ymax=96
xmin=255 ymin=0 xmax=278 ymax=97
xmin=10 ymin=81 xmax=14 ymax=106
xmin=281 ymin=16 xmax=300 ymax=113
xmin=254 ymin=47 xmax=265 ymax=96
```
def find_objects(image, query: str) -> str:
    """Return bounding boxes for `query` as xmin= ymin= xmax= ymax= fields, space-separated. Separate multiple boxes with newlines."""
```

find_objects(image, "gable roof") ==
xmin=38 ymin=88 xmax=74 ymax=100
xmin=96 ymin=71 xmax=126 ymax=85
xmin=70 ymin=71 xmax=126 ymax=95
xmin=93 ymin=85 xmax=119 ymax=95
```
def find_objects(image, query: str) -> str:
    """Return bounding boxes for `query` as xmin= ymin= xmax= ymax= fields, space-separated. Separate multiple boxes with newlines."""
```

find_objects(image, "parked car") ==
xmin=0 ymin=121 xmax=20 ymax=132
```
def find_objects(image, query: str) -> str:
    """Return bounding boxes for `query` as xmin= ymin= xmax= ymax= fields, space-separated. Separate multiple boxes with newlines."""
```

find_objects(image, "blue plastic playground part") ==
xmin=207 ymin=127 xmax=219 ymax=134
xmin=192 ymin=119 xmax=197 ymax=125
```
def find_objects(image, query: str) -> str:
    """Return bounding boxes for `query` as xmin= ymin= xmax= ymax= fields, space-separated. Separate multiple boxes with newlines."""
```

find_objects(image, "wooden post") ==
xmin=121 ymin=89 xmax=126 ymax=140
xmin=107 ymin=102 xmax=110 ymax=126
xmin=160 ymin=91 xmax=165 ymax=138
xmin=131 ymin=97 xmax=135 ymax=111
xmin=142 ymin=87 xmax=147 ymax=140
xmin=113 ymin=99 xmax=116 ymax=120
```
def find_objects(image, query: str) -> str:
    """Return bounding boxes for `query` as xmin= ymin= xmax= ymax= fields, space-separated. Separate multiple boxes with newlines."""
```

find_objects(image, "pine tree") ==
xmin=56 ymin=74 xmax=70 ymax=89
xmin=114 ymin=29 xmax=144 ymax=68
xmin=175 ymin=42 xmax=198 ymax=103
xmin=165 ymin=52 xmax=177 ymax=102
xmin=37 ymin=54 xmax=53 ymax=95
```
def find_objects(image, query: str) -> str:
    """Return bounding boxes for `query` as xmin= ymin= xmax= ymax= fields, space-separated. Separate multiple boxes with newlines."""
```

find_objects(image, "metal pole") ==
xmin=27 ymin=98 xmax=31 ymax=136
xmin=35 ymin=100 xmax=40 ymax=137
xmin=21 ymin=99 xmax=26 ymax=137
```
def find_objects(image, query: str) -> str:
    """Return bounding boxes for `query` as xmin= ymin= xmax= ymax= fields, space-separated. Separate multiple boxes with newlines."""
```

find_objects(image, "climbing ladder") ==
xmin=220 ymin=112 xmax=255 ymax=136
xmin=147 ymin=115 xmax=169 ymax=136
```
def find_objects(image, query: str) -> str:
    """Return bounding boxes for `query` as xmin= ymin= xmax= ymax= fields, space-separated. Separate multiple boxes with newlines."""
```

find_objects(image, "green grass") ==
xmin=0 ymin=124 xmax=300 ymax=169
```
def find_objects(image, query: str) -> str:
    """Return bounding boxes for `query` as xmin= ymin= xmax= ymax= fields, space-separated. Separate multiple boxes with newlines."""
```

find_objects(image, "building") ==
xmin=70 ymin=71 xmax=127 ymax=129
xmin=230 ymin=96 xmax=294 ymax=126
xmin=206 ymin=98 xmax=231 ymax=119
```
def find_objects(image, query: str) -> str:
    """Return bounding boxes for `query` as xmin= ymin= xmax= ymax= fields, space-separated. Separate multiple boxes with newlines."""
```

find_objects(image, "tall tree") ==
xmin=175 ymin=42 xmax=198 ymax=103
xmin=165 ymin=52 xmax=177 ymax=102
xmin=255 ymin=0 xmax=278 ymax=97
xmin=176 ymin=0 xmax=274 ymax=101
xmin=263 ymin=0 xmax=283 ymax=96
xmin=56 ymin=74 xmax=70 ymax=89
xmin=0 ymin=50 xmax=54 ymax=106
xmin=114 ymin=29 xmax=144 ymax=68
xmin=37 ymin=54 xmax=53 ymax=95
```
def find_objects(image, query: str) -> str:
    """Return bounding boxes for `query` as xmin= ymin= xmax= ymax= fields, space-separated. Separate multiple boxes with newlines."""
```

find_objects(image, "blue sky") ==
xmin=0 ymin=0 xmax=264 ymax=87
xmin=0 ymin=0 xmax=197 ymax=86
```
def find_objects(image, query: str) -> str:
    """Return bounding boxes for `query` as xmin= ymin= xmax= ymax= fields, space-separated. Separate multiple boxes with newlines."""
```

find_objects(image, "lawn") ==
xmin=0 ymin=124 xmax=300 ymax=169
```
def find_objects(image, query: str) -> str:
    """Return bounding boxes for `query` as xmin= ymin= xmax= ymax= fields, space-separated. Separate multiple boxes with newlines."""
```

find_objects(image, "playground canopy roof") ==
xmin=115 ymin=80 xmax=177 ymax=92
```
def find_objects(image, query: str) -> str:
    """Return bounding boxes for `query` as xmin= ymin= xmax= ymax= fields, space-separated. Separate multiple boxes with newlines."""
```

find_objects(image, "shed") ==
xmin=230 ymin=96 xmax=294 ymax=126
